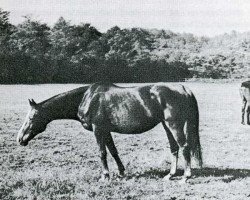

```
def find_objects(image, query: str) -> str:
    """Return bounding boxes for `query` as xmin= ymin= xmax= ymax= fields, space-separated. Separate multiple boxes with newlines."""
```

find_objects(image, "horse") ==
xmin=17 ymin=82 xmax=202 ymax=182
xmin=240 ymin=81 xmax=250 ymax=125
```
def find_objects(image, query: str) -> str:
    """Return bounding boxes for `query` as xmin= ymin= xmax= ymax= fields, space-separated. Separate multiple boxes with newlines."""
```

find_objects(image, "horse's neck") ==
xmin=46 ymin=100 xmax=77 ymax=121
xmin=41 ymin=87 xmax=87 ymax=122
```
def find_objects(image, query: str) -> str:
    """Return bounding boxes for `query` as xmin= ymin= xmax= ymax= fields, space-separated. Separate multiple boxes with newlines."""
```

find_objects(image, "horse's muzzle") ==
xmin=19 ymin=140 xmax=29 ymax=146
xmin=17 ymin=136 xmax=29 ymax=146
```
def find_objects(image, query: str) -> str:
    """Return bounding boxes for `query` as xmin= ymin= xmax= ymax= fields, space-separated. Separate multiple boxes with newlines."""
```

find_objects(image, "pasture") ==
xmin=0 ymin=82 xmax=249 ymax=199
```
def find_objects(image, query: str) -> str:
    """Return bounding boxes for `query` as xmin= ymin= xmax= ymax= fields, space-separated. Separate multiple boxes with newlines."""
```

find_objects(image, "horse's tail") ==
xmin=186 ymin=92 xmax=203 ymax=168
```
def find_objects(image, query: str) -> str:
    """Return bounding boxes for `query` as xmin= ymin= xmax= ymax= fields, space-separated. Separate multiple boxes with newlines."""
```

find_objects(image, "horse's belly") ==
xmin=105 ymin=90 xmax=162 ymax=133
xmin=110 ymin=116 xmax=159 ymax=134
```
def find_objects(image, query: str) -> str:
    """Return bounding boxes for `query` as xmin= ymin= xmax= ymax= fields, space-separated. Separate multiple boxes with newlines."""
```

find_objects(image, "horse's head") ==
xmin=17 ymin=99 xmax=48 ymax=146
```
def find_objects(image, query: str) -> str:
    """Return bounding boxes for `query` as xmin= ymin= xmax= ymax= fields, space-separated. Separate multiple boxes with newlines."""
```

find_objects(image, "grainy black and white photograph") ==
xmin=0 ymin=0 xmax=250 ymax=199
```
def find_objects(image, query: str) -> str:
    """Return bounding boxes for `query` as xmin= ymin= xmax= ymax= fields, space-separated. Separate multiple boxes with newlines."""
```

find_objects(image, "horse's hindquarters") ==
xmin=240 ymin=87 xmax=250 ymax=101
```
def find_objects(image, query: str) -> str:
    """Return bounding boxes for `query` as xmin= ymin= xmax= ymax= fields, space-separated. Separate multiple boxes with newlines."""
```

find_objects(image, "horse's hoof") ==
xmin=118 ymin=174 xmax=125 ymax=179
xmin=99 ymin=173 xmax=110 ymax=182
xmin=163 ymin=174 xmax=173 ymax=181
xmin=115 ymin=175 xmax=124 ymax=181
xmin=179 ymin=176 xmax=190 ymax=184
xmin=115 ymin=171 xmax=125 ymax=180
xmin=119 ymin=170 xmax=125 ymax=177
xmin=179 ymin=178 xmax=187 ymax=184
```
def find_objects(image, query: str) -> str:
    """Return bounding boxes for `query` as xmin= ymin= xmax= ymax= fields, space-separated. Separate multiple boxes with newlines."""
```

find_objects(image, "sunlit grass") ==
xmin=0 ymin=82 xmax=249 ymax=199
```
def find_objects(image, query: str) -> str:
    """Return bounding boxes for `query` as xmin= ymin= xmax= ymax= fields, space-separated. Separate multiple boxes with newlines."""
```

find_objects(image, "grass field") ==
xmin=0 ymin=82 xmax=249 ymax=200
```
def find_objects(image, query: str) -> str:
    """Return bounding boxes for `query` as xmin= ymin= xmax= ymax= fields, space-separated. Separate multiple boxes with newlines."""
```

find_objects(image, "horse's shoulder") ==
xmin=80 ymin=83 xmax=118 ymax=110
xmin=78 ymin=86 xmax=106 ymax=124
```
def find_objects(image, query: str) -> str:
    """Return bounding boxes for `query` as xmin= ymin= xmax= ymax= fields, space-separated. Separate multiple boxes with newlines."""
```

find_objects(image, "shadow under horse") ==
xmin=131 ymin=167 xmax=250 ymax=183
xmin=240 ymin=81 xmax=250 ymax=125
xmin=17 ymin=82 xmax=202 ymax=182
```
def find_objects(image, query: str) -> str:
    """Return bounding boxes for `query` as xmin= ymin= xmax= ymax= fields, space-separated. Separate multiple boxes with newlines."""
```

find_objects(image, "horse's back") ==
xmin=78 ymin=82 xmax=196 ymax=133
xmin=105 ymin=83 xmax=193 ymax=119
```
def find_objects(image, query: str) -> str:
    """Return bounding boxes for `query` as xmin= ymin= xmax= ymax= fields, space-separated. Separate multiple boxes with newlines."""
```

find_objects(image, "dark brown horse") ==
xmin=17 ymin=82 xmax=202 ymax=182
xmin=240 ymin=81 xmax=250 ymax=125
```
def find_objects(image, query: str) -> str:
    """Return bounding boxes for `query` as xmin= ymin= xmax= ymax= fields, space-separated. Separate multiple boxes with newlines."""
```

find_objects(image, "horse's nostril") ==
xmin=17 ymin=137 xmax=22 ymax=143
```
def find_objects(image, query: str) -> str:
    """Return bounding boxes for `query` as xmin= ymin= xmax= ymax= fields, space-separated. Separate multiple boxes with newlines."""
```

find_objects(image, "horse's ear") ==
xmin=28 ymin=99 xmax=37 ymax=107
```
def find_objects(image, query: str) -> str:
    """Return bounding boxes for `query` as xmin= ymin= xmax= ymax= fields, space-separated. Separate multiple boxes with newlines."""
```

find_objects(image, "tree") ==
xmin=7 ymin=16 xmax=52 ymax=83
xmin=49 ymin=17 xmax=102 ymax=82
xmin=69 ymin=23 xmax=102 ymax=63
xmin=9 ymin=16 xmax=51 ymax=58
xmin=0 ymin=8 xmax=12 ymax=43
xmin=0 ymin=8 xmax=15 ymax=83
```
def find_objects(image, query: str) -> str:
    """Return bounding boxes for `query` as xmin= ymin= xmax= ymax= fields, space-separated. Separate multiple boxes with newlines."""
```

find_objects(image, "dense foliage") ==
xmin=0 ymin=8 xmax=249 ymax=83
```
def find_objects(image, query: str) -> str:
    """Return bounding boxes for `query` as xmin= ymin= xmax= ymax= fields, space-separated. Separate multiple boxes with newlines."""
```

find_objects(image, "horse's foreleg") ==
xmin=241 ymin=99 xmax=247 ymax=124
xmin=162 ymin=122 xmax=179 ymax=180
xmin=93 ymin=124 xmax=109 ymax=181
xmin=105 ymin=133 xmax=125 ymax=176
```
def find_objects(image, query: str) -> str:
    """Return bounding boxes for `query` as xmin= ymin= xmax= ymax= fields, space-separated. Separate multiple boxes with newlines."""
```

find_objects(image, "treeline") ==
xmin=0 ymin=8 xmax=249 ymax=84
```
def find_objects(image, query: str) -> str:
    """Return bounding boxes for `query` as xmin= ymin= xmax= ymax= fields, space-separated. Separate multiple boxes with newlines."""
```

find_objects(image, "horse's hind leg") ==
xmin=162 ymin=122 xmax=179 ymax=180
xmin=247 ymin=104 xmax=250 ymax=125
xmin=241 ymin=98 xmax=247 ymax=124
xmin=105 ymin=133 xmax=125 ymax=176
xmin=93 ymin=124 xmax=110 ymax=181
xmin=182 ymin=143 xmax=191 ymax=181
xmin=165 ymin=122 xmax=191 ymax=183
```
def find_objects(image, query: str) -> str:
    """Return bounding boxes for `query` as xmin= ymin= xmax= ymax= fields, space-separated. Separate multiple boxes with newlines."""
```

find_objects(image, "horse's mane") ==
xmin=39 ymin=86 xmax=88 ymax=106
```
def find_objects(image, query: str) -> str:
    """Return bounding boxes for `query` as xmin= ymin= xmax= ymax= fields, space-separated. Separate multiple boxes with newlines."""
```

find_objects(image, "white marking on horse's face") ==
xmin=17 ymin=107 xmax=47 ymax=146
